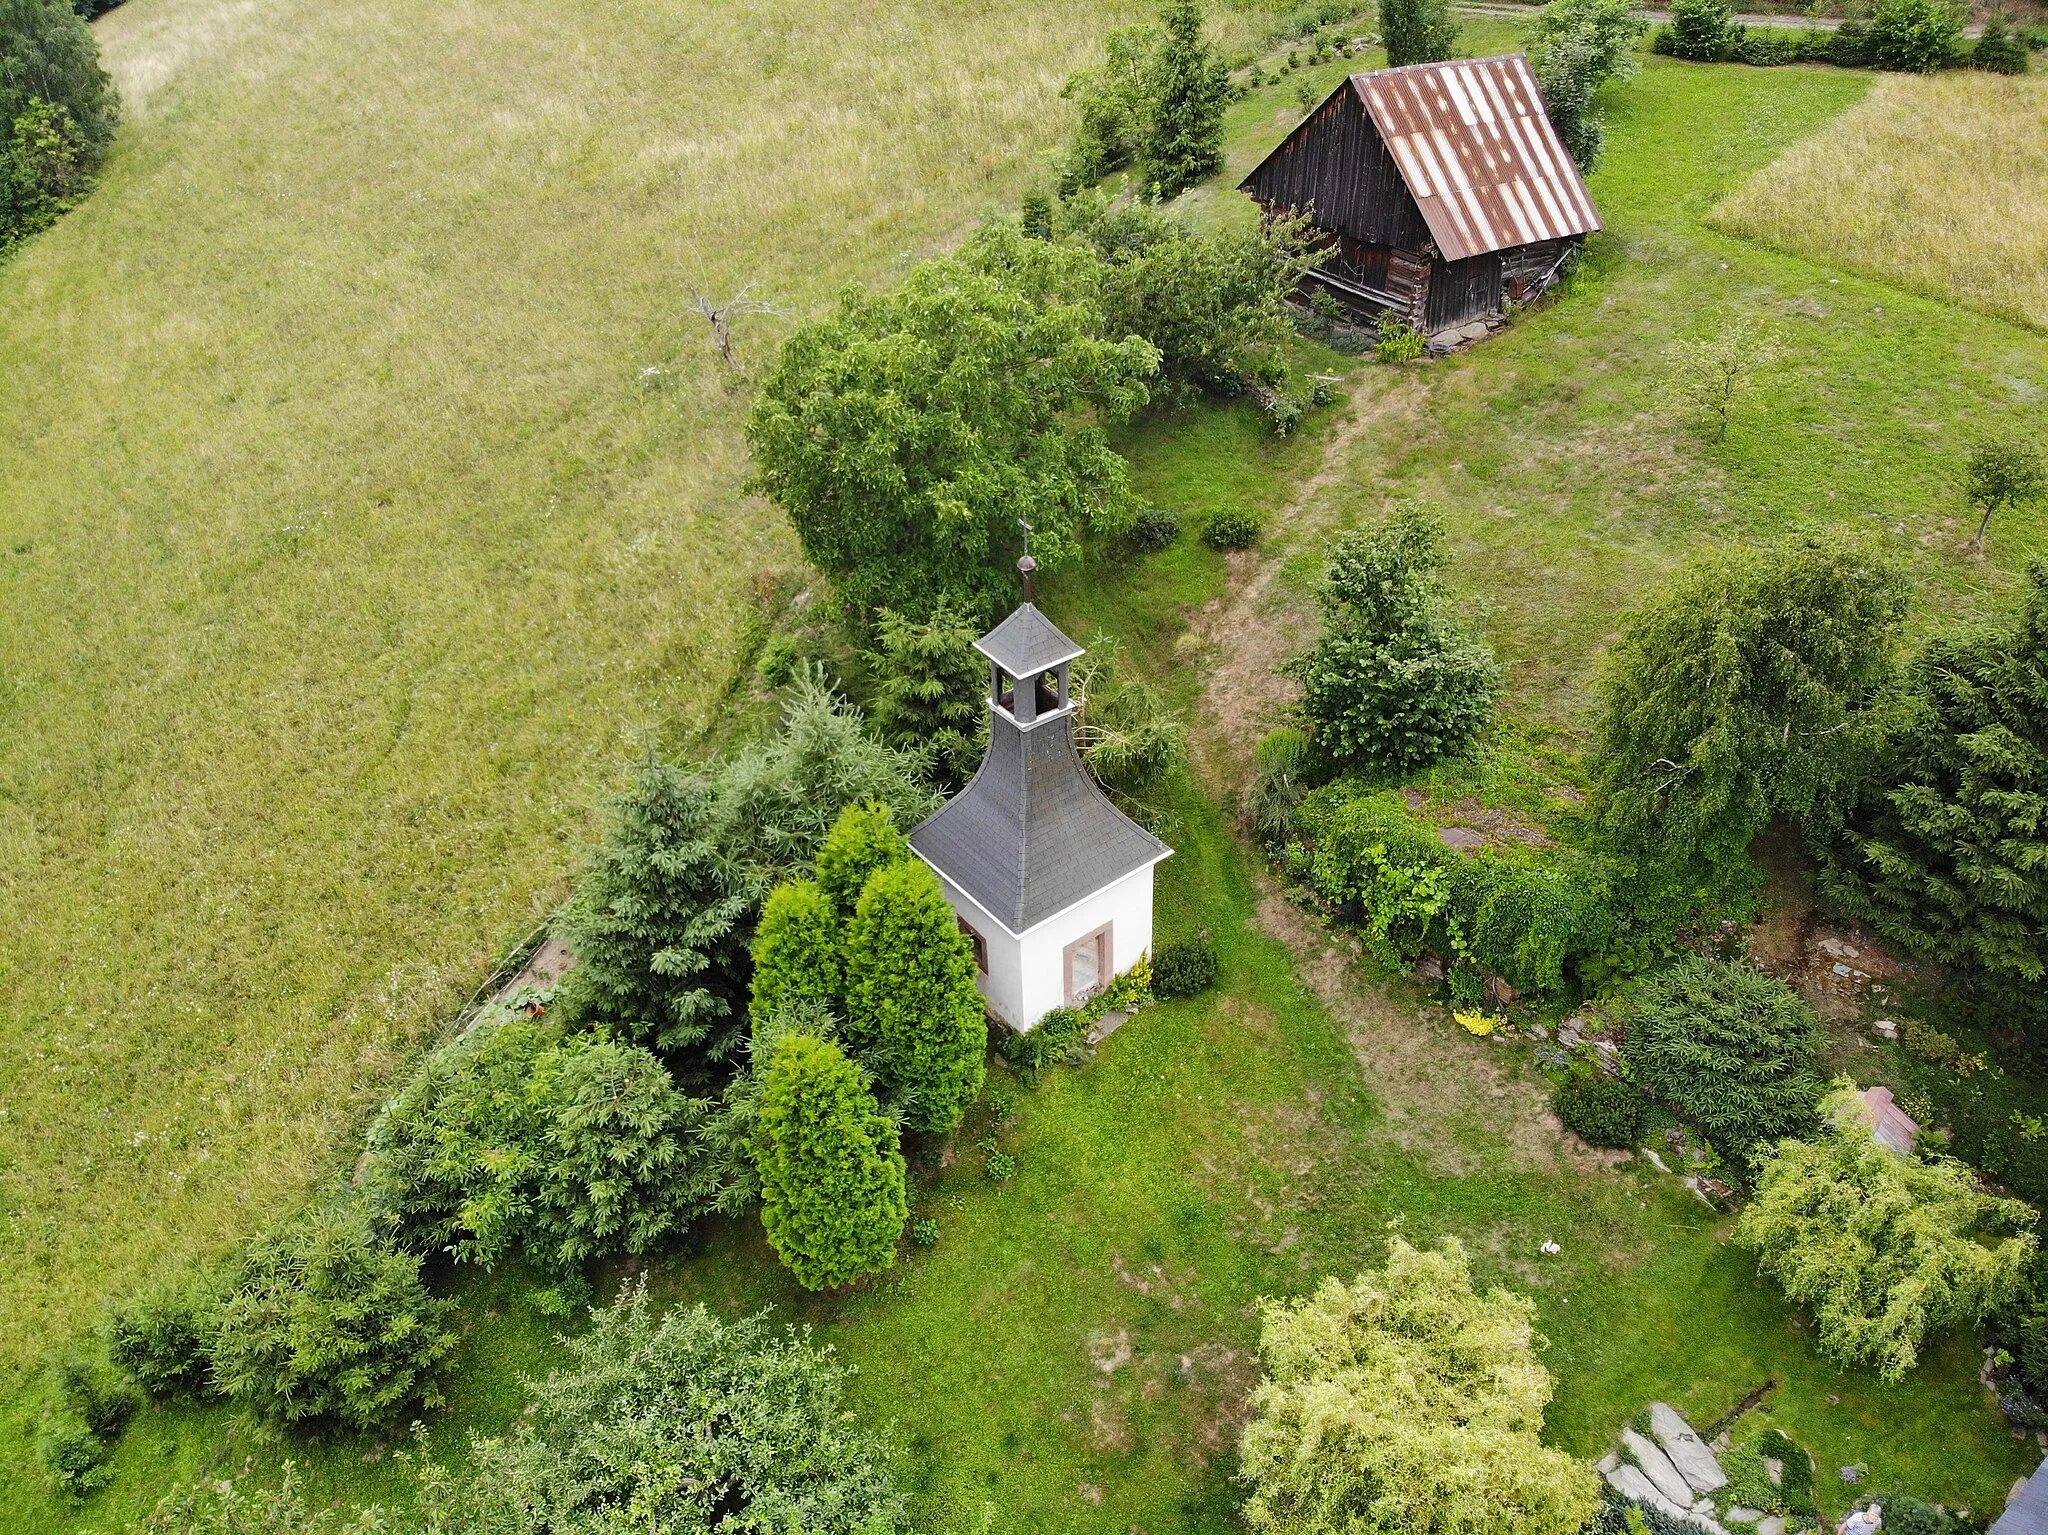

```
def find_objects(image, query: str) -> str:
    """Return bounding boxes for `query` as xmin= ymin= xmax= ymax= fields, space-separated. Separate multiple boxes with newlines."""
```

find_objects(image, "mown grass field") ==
xmin=6 ymin=7 xmax=2047 ymax=1532
xmin=0 ymin=0 xmax=1210 ymax=1407
xmin=1712 ymin=70 xmax=2048 ymax=334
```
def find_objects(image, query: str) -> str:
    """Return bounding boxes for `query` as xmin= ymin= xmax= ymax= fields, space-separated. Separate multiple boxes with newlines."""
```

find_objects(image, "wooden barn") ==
xmin=1239 ymin=55 xmax=1601 ymax=340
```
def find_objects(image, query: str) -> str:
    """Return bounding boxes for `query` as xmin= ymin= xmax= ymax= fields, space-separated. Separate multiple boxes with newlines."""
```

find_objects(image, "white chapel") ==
xmin=909 ymin=599 xmax=1171 ymax=1032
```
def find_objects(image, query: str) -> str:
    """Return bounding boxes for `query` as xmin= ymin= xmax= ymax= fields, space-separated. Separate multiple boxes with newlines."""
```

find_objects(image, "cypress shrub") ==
xmin=843 ymin=859 xmax=987 ymax=1132
xmin=1626 ymin=957 xmax=1825 ymax=1164
xmin=1868 ymin=0 xmax=1964 ymax=71
xmin=750 ymin=879 xmax=844 ymax=1020
xmin=208 ymin=1201 xmax=458 ymax=1431
xmin=1202 ymin=508 xmax=1262 ymax=549
xmin=814 ymin=800 xmax=911 ymax=921
xmin=754 ymin=1033 xmax=907 ymax=1290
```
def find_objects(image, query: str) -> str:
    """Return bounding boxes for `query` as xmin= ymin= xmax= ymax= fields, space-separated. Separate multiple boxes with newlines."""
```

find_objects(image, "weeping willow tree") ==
xmin=1071 ymin=637 xmax=1187 ymax=796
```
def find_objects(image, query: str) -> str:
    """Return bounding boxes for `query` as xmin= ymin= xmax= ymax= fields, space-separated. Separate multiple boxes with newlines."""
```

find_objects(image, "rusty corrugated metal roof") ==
xmin=1349 ymin=55 xmax=1601 ymax=262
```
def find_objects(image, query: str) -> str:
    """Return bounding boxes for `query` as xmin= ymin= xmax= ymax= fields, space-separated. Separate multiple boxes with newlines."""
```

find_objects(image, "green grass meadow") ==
xmin=2 ymin=4 xmax=2045 ymax=1530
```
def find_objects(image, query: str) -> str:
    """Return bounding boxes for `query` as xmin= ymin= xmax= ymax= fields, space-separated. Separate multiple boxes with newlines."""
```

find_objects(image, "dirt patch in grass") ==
xmin=1193 ymin=374 xmax=1429 ymax=791
xmin=1255 ymin=885 xmax=1593 ymax=1177
xmin=1745 ymin=823 xmax=1912 ymax=1022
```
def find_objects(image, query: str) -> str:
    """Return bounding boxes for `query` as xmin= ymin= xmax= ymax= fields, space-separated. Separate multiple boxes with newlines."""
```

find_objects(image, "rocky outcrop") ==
xmin=1652 ymin=1401 xmax=1731 ymax=1494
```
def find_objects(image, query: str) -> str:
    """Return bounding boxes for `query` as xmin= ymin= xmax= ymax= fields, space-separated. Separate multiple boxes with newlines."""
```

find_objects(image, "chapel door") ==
xmin=1064 ymin=923 xmax=1111 ymax=1006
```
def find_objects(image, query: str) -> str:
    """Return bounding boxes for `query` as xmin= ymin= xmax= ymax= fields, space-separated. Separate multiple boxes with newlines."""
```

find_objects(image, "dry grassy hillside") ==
xmin=1711 ymin=70 xmax=2048 ymax=332
xmin=0 ymin=0 xmax=1216 ymax=1376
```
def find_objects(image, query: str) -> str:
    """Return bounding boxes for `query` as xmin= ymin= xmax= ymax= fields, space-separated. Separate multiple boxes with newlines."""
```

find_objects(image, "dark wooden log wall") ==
xmin=1425 ymin=251 xmax=1504 ymax=331
xmin=1240 ymin=85 xmax=1431 ymax=249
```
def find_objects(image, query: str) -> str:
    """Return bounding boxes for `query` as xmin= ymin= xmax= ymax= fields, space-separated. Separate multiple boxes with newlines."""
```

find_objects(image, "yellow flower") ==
xmin=1454 ymin=1010 xmax=1496 ymax=1036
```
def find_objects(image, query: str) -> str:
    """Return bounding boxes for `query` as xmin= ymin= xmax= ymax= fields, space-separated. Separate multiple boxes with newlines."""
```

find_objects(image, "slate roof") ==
xmin=1991 ymin=1460 xmax=2048 ymax=1535
xmin=910 ymin=706 xmax=1170 ymax=935
xmin=1351 ymin=56 xmax=1601 ymax=261
xmin=975 ymin=603 xmax=1085 ymax=680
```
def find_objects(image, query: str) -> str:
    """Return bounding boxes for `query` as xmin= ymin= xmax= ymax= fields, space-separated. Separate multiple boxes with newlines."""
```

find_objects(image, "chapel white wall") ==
xmin=1015 ymin=864 xmax=1155 ymax=1027
xmin=929 ymin=868 xmax=1027 ymax=1028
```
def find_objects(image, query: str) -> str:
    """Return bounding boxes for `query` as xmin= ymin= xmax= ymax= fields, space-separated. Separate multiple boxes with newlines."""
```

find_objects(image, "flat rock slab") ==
xmin=1623 ymin=1428 xmax=1697 ymax=1508
xmin=1605 ymin=1466 xmax=1726 ymax=1535
xmin=1085 ymin=1010 xmax=1130 ymax=1046
xmin=1759 ymin=1519 xmax=1785 ymax=1535
xmin=1652 ymin=1401 xmax=1731 ymax=1494
xmin=1728 ymin=1509 xmax=1769 ymax=1524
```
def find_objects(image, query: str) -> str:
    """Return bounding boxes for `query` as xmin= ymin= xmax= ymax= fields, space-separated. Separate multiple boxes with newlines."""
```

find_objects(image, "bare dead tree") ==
xmin=688 ymin=284 xmax=784 ymax=370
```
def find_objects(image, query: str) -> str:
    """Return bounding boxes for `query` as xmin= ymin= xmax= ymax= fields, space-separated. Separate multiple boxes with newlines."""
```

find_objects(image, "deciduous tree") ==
xmin=1240 ymin=1237 xmax=1602 ymax=1535
xmin=1380 ymin=0 xmax=1459 ymax=67
xmin=1737 ymin=1081 xmax=2036 ymax=1381
xmin=754 ymin=1033 xmax=907 ymax=1290
xmin=746 ymin=240 xmax=1157 ymax=623
xmin=1964 ymin=438 xmax=2046 ymax=554
xmin=461 ymin=1283 xmax=909 ymax=1533
xmin=1594 ymin=535 xmax=1909 ymax=883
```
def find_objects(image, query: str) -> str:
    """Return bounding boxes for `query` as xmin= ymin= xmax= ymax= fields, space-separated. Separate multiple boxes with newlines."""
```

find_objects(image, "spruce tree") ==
xmin=814 ymin=800 xmax=911 ymax=921
xmin=871 ymin=602 xmax=988 ymax=789
xmin=749 ymin=879 xmax=843 ymax=1021
xmin=1823 ymin=564 xmax=2048 ymax=992
xmin=843 ymin=859 xmax=988 ymax=1132
xmin=1138 ymin=0 xmax=1231 ymax=200
xmin=1380 ymin=0 xmax=1459 ymax=66
xmin=556 ymin=762 xmax=760 ymax=1086
xmin=753 ymin=1033 xmax=907 ymax=1291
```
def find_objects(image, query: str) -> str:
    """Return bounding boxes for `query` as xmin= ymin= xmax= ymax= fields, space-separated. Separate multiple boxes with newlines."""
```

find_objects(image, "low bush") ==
xmin=1869 ymin=0 xmax=1964 ymax=71
xmin=1290 ymin=784 xmax=1620 ymax=998
xmin=1556 ymin=1075 xmax=1646 ymax=1148
xmin=108 ymin=1276 xmax=219 ymax=1398
xmin=1754 ymin=1428 xmax=1816 ymax=1518
xmin=1374 ymin=313 xmax=1424 ymax=362
xmin=1874 ymin=1494 xmax=1957 ymax=1535
xmin=911 ymin=1216 xmax=939 ymax=1247
xmin=1001 ymin=1005 xmax=1089 ymax=1071
xmin=208 ymin=1199 xmax=459 ymax=1430
xmin=1661 ymin=0 xmax=1735 ymax=59
xmin=1129 ymin=505 xmax=1182 ymax=551
xmin=986 ymin=1150 xmax=1016 ymax=1181
xmin=1247 ymin=726 xmax=1313 ymax=844
xmin=37 ymin=1413 xmax=110 ymax=1499
xmin=1203 ymin=508 xmax=1262 ymax=550
xmin=461 ymin=1283 xmax=909 ymax=1533
xmin=1153 ymin=932 xmax=1219 ymax=998
xmin=1625 ymin=957 xmax=1824 ymax=1165
xmin=1972 ymin=13 xmax=2030 ymax=72
xmin=1900 ymin=1018 xmax=1960 ymax=1067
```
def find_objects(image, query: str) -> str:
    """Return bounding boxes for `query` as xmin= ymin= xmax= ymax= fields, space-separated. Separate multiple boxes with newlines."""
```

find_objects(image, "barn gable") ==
xmin=1238 ymin=55 xmax=1602 ymax=334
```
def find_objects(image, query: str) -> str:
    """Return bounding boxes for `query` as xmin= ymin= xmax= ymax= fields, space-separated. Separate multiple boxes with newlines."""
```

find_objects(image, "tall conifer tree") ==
xmin=1138 ymin=0 xmax=1231 ymax=199
xmin=753 ymin=1033 xmax=907 ymax=1290
xmin=842 ymin=860 xmax=987 ymax=1132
